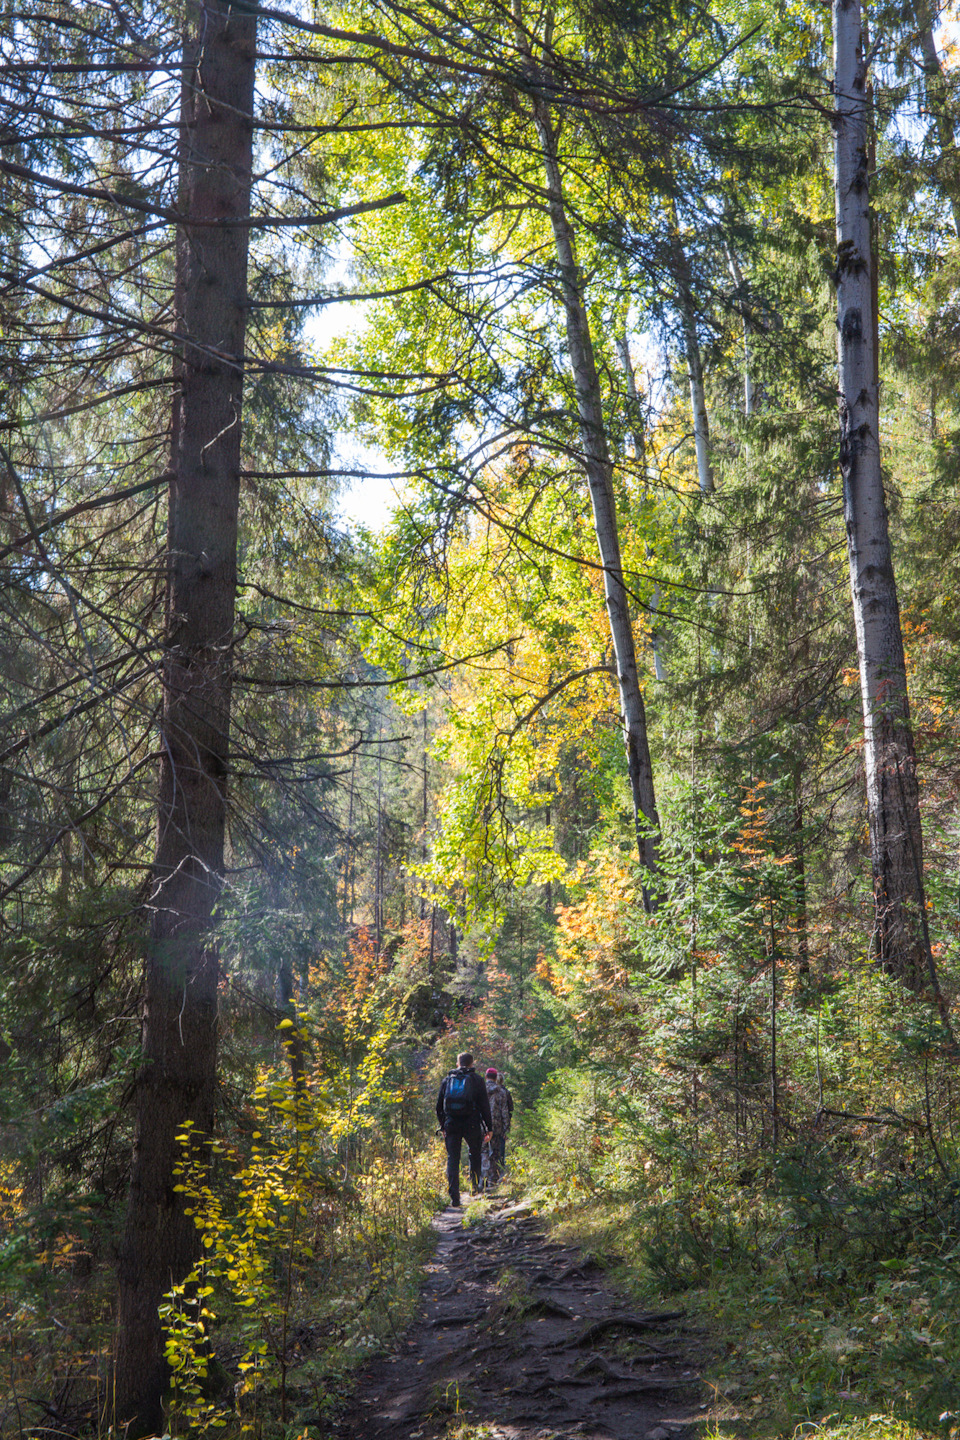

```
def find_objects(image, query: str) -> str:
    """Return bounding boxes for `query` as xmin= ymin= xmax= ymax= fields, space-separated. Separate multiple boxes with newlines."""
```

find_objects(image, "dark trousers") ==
xmin=444 ymin=1119 xmax=482 ymax=1202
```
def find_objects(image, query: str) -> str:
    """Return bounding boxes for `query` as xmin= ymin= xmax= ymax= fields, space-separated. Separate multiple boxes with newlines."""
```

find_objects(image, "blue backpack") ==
xmin=444 ymin=1070 xmax=474 ymax=1119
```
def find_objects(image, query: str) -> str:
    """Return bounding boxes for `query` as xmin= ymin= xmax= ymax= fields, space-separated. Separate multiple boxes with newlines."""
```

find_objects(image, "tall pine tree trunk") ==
xmin=526 ymin=81 xmax=660 ymax=885
xmin=833 ymin=0 xmax=936 ymax=993
xmin=115 ymin=1 xmax=256 ymax=1427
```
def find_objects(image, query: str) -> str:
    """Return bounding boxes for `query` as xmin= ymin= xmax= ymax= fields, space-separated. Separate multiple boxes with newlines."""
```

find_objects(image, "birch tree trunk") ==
xmin=525 ymin=77 xmax=660 ymax=883
xmin=833 ymin=0 xmax=937 ymax=993
xmin=115 ymin=0 xmax=256 ymax=1427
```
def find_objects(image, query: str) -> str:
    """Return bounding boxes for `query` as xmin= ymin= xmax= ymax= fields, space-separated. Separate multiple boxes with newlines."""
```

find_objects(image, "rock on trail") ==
xmin=333 ymin=1202 xmax=705 ymax=1440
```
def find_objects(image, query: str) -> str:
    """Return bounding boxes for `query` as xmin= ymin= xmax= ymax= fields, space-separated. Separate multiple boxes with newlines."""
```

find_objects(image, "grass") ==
xmin=702 ymin=1421 xmax=945 ymax=1440
xmin=507 ymin=1138 xmax=960 ymax=1440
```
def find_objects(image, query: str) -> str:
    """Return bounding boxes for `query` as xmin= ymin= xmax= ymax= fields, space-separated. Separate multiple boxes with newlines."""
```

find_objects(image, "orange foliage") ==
xmin=309 ymin=926 xmax=389 ymax=1031
xmin=547 ymin=856 xmax=644 ymax=1041
xmin=732 ymin=780 xmax=795 ymax=870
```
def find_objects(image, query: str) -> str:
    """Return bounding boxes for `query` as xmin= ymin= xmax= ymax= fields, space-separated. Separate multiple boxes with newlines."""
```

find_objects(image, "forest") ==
xmin=2 ymin=0 xmax=960 ymax=1434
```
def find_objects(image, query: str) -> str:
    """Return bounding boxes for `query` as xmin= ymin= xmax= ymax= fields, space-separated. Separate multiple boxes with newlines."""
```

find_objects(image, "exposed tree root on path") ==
xmin=333 ymin=1200 xmax=708 ymax=1440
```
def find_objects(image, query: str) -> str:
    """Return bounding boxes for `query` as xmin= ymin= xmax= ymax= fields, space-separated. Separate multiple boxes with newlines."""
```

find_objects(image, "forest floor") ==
xmin=333 ymin=1197 xmax=708 ymax=1440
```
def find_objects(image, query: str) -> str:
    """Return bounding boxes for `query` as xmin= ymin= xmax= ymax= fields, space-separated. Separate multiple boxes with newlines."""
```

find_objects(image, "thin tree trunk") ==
xmin=615 ymin=332 xmax=646 ymax=462
xmin=725 ymin=247 xmax=755 ymax=418
xmin=793 ymin=758 xmax=810 ymax=977
xmin=544 ymin=801 xmax=553 ymax=916
xmin=115 ymin=1 xmax=255 ymax=1428
xmin=668 ymin=204 xmax=713 ymax=494
xmin=525 ymin=67 xmax=660 ymax=885
xmin=833 ymin=0 xmax=937 ymax=993
xmin=725 ymin=246 xmax=755 ymax=649
xmin=914 ymin=1 xmax=960 ymax=235
xmin=421 ymin=707 xmax=428 ymax=920
xmin=615 ymin=334 xmax=666 ymax=682
xmin=769 ymin=899 xmax=778 ymax=1150
xmin=343 ymin=743 xmax=357 ymax=927
xmin=375 ymin=719 xmax=383 ymax=948
xmin=680 ymin=292 xmax=712 ymax=494
xmin=278 ymin=952 xmax=306 ymax=1091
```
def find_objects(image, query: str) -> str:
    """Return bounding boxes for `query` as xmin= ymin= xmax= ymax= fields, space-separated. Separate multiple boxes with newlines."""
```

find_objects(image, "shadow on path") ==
xmin=334 ymin=1200 xmax=707 ymax=1440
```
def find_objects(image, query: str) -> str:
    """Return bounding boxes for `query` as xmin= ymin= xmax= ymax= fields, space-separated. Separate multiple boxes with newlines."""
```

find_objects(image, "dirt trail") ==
xmin=334 ymin=1201 xmax=706 ymax=1440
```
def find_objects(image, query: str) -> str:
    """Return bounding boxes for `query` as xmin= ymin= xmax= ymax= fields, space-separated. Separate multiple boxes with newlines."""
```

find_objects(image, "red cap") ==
xmin=486 ymin=1068 xmax=498 ymax=1078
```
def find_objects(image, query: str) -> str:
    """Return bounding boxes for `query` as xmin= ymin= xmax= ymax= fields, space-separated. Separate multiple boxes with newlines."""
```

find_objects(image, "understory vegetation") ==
xmin=512 ymin=957 xmax=960 ymax=1439
xmin=4 ymin=900 xmax=960 ymax=1437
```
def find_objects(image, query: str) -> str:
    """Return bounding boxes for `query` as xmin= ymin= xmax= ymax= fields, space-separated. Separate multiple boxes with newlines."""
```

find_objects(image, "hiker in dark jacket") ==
xmin=436 ymin=1052 xmax=493 ymax=1207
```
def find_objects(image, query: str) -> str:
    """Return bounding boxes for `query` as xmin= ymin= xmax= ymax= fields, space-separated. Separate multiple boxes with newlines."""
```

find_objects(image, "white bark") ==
xmin=833 ymin=0 xmax=934 ymax=992
xmin=528 ymin=93 xmax=660 ymax=881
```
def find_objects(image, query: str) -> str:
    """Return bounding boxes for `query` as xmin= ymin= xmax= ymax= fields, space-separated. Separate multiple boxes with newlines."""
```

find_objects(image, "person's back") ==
xmin=443 ymin=1065 xmax=479 ymax=1122
xmin=436 ymin=1052 xmax=492 ymax=1207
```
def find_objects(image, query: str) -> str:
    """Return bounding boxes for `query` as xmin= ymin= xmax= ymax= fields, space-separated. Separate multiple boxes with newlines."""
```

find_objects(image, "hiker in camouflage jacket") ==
xmin=485 ymin=1069 xmax=510 ymax=1175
